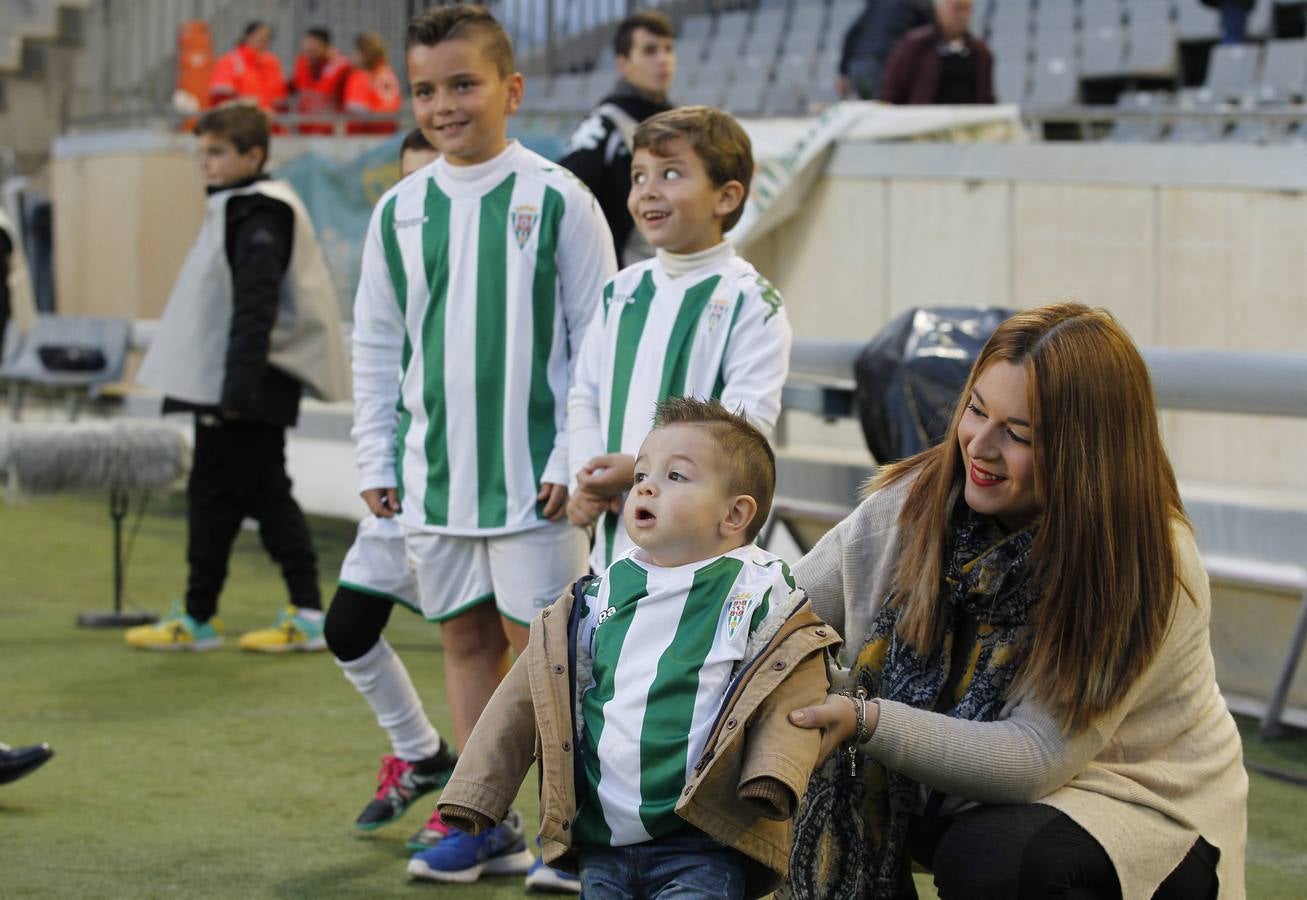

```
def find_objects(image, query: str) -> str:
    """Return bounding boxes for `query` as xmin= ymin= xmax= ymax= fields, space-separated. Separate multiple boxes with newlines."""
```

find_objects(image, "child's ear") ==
xmin=713 ymin=180 xmax=746 ymax=223
xmin=505 ymin=72 xmax=525 ymax=115
xmin=720 ymin=494 xmax=758 ymax=540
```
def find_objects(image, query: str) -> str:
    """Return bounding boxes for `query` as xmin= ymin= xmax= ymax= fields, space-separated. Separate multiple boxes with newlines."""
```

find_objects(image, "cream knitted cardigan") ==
xmin=793 ymin=476 xmax=1248 ymax=899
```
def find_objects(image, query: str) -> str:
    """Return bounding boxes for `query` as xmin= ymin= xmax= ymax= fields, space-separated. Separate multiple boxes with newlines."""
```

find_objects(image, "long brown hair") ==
xmin=874 ymin=303 xmax=1189 ymax=733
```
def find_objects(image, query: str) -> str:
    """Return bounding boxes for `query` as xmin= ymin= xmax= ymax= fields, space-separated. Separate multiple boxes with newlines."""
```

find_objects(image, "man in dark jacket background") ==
xmin=880 ymin=0 xmax=995 ymax=106
xmin=559 ymin=10 xmax=676 ymax=265
xmin=837 ymin=0 xmax=933 ymax=100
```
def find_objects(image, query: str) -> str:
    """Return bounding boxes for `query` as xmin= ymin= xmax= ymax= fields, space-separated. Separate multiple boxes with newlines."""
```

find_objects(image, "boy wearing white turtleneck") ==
xmin=566 ymin=106 xmax=793 ymax=572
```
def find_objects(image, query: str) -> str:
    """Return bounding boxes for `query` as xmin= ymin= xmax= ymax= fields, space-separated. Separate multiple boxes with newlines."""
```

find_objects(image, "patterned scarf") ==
xmin=785 ymin=505 xmax=1039 ymax=900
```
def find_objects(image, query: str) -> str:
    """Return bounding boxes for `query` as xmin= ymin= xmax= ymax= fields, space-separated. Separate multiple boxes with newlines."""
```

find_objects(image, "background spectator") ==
xmin=880 ymin=0 xmax=994 ymax=105
xmin=838 ymin=0 xmax=933 ymax=100
xmin=290 ymin=27 xmax=351 ymax=135
xmin=343 ymin=32 xmax=402 ymax=135
xmin=559 ymin=10 xmax=676 ymax=266
xmin=1203 ymin=0 xmax=1254 ymax=44
xmin=209 ymin=21 xmax=287 ymax=112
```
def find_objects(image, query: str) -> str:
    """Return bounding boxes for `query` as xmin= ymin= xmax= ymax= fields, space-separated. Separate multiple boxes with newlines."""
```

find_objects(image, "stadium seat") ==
xmin=1177 ymin=0 xmax=1220 ymax=42
xmin=676 ymin=34 xmax=709 ymax=67
xmin=1082 ymin=0 xmax=1125 ymax=32
xmin=808 ymin=78 xmax=841 ymax=110
xmin=990 ymin=0 xmax=1033 ymax=40
xmin=681 ymin=80 xmax=727 ymax=109
xmin=1033 ymin=25 xmax=1076 ymax=63
xmin=582 ymin=68 xmax=612 ymax=108
xmin=749 ymin=13 xmax=786 ymax=59
xmin=828 ymin=0 xmax=864 ymax=43
xmin=785 ymin=24 xmax=824 ymax=60
xmin=775 ymin=51 xmax=816 ymax=88
xmin=679 ymin=14 xmax=712 ymax=45
xmin=1123 ymin=20 xmax=1179 ymax=78
xmin=1257 ymin=39 xmax=1307 ymax=102
xmin=1129 ymin=0 xmax=1174 ymax=26
xmin=1205 ymin=43 xmax=1262 ymax=101
xmin=731 ymin=54 xmax=772 ymax=87
xmin=764 ymin=81 xmax=807 ymax=116
xmin=1248 ymin=0 xmax=1273 ymax=39
xmin=756 ymin=0 xmax=792 ymax=9
xmin=1109 ymin=90 xmax=1166 ymax=142
xmin=1081 ymin=26 xmax=1126 ymax=77
xmin=1033 ymin=0 xmax=1076 ymax=38
xmin=994 ymin=52 xmax=1030 ymax=103
xmin=713 ymin=11 xmax=751 ymax=56
xmin=723 ymin=79 xmax=768 ymax=117
xmin=1028 ymin=54 xmax=1079 ymax=106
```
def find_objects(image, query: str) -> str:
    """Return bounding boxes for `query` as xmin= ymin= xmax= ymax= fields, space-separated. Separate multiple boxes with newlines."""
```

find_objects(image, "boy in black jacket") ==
xmin=130 ymin=103 xmax=348 ymax=652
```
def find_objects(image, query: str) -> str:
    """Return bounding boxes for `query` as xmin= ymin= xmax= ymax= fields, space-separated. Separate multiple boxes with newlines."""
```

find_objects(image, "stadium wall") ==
xmin=744 ymin=140 xmax=1307 ymax=498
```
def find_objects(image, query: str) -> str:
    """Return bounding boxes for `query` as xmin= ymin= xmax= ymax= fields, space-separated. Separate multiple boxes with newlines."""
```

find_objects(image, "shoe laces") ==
xmin=421 ymin=807 xmax=452 ymax=837
xmin=375 ymin=754 xmax=413 ymax=799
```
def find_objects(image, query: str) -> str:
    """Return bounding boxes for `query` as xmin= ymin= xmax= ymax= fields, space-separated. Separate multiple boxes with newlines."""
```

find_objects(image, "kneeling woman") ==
xmin=787 ymin=304 xmax=1246 ymax=899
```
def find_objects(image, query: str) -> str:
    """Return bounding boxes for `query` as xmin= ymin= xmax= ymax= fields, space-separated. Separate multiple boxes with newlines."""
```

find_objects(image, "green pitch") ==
xmin=1 ymin=493 xmax=1304 ymax=897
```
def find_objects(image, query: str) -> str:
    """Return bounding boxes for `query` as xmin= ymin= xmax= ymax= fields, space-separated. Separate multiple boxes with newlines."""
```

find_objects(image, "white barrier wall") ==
xmin=744 ymin=141 xmax=1307 ymax=497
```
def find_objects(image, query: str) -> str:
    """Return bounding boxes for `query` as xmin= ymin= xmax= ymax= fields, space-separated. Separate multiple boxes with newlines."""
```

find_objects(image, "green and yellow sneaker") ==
xmin=238 ymin=606 xmax=326 ymax=653
xmin=125 ymin=602 xmax=223 ymax=652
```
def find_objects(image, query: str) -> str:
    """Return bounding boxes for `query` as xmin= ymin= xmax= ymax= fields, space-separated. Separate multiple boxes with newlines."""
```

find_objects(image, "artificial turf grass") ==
xmin=0 ymin=490 xmax=538 ymax=898
xmin=2 ymin=492 xmax=1305 ymax=897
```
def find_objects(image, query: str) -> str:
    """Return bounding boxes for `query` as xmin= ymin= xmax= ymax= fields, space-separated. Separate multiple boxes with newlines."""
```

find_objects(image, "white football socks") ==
xmin=336 ymin=638 xmax=442 ymax=761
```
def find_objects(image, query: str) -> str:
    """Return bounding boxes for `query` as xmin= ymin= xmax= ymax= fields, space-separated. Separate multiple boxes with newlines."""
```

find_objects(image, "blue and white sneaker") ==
xmin=525 ymin=837 xmax=581 ymax=893
xmin=407 ymin=809 xmax=535 ymax=883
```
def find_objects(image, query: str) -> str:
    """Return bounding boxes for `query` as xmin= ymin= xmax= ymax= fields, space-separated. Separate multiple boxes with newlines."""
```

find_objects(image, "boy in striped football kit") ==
xmin=565 ymin=106 xmax=792 ymax=574
xmin=349 ymin=8 xmax=616 ymax=886
xmin=434 ymin=399 xmax=838 ymax=898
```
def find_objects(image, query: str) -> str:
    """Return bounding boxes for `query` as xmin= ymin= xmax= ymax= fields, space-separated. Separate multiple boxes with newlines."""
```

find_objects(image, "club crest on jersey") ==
xmin=707 ymin=297 xmax=731 ymax=331
xmin=511 ymin=205 xmax=538 ymax=249
xmin=726 ymin=591 xmax=753 ymax=639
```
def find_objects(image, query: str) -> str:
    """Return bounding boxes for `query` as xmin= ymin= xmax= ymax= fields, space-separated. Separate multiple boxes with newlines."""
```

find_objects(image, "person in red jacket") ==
xmin=879 ymin=0 xmax=995 ymax=106
xmin=343 ymin=32 xmax=402 ymax=135
xmin=209 ymin=21 xmax=287 ymax=113
xmin=289 ymin=27 xmax=351 ymax=134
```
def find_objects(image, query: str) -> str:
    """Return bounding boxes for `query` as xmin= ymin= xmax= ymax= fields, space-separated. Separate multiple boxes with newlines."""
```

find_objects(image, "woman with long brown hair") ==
xmin=785 ymin=303 xmax=1247 ymax=898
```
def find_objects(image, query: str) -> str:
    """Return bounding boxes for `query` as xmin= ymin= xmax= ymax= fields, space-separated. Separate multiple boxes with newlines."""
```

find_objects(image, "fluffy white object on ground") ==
xmin=0 ymin=421 xmax=189 ymax=494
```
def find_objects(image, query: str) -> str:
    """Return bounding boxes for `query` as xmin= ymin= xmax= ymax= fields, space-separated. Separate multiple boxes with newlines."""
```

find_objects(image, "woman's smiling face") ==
xmin=957 ymin=360 xmax=1040 ymax=530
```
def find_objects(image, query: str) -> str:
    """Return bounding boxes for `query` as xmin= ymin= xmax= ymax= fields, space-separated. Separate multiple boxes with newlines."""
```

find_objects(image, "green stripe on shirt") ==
xmin=527 ymin=186 xmax=563 ymax=509
xmin=637 ymin=555 xmax=744 ymax=838
xmin=419 ymin=182 xmax=452 ymax=525
xmin=659 ymin=275 xmax=720 ymax=401
xmin=606 ymin=270 xmax=657 ymax=453
xmin=576 ymin=561 xmax=649 ymax=847
xmin=475 ymin=174 xmax=515 ymax=528
xmin=711 ymin=292 xmax=746 ymax=401
xmin=380 ymin=196 xmax=414 ymax=502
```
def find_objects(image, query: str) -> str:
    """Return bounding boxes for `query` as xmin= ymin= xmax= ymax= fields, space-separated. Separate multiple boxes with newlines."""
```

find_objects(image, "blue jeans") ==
xmin=579 ymin=831 xmax=747 ymax=899
xmin=1220 ymin=3 xmax=1249 ymax=44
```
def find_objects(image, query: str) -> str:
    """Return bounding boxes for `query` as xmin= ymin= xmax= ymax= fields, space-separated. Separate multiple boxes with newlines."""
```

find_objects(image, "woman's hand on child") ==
xmin=537 ymin=482 xmax=569 ymax=521
xmin=789 ymin=693 xmax=877 ymax=766
xmin=577 ymin=453 xmax=636 ymax=498
xmin=361 ymin=487 xmax=401 ymax=518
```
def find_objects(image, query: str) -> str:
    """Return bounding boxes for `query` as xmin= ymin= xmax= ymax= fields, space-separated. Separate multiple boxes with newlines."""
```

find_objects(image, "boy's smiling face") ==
xmin=407 ymin=37 xmax=523 ymax=167
xmin=624 ymin=424 xmax=753 ymax=568
xmin=628 ymin=138 xmax=743 ymax=255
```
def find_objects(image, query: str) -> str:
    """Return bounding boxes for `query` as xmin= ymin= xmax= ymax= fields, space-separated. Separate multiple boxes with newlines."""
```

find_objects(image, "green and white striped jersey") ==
xmin=573 ymin=544 xmax=797 ymax=847
xmin=352 ymin=142 xmax=616 ymax=535
xmin=567 ymin=245 xmax=791 ymax=571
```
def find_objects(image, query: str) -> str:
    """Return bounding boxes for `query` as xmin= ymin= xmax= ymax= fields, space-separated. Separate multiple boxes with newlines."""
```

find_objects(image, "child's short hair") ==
xmin=405 ymin=6 xmax=514 ymax=77
xmin=400 ymin=127 xmax=434 ymax=160
xmin=614 ymin=10 xmax=675 ymax=57
xmin=305 ymin=26 xmax=331 ymax=45
xmin=632 ymin=106 xmax=753 ymax=231
xmin=195 ymin=102 xmax=270 ymax=164
xmin=653 ymin=396 xmax=775 ymax=542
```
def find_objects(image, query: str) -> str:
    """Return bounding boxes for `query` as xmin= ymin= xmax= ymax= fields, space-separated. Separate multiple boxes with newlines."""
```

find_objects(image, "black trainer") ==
xmin=0 ymin=742 xmax=54 ymax=785
xmin=355 ymin=741 xmax=458 ymax=831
